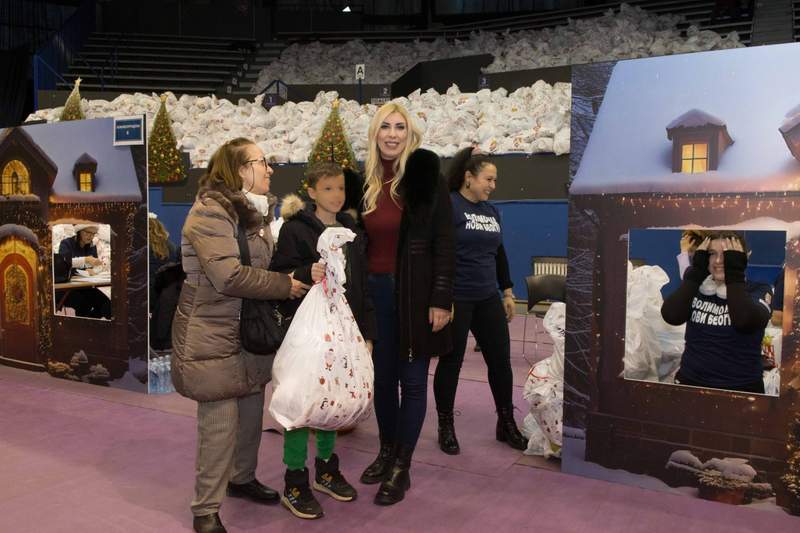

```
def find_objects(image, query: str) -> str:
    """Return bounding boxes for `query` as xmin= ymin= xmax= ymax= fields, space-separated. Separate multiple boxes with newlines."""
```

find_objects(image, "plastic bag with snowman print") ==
xmin=269 ymin=227 xmax=374 ymax=431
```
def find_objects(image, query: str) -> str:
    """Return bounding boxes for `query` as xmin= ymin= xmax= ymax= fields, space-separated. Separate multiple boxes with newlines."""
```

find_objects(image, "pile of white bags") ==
xmin=522 ymin=302 xmax=565 ymax=458
xmin=623 ymin=262 xmax=685 ymax=382
xmin=269 ymin=227 xmax=374 ymax=431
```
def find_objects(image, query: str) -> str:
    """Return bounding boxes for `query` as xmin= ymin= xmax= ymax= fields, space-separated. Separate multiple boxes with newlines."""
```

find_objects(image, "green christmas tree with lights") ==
xmin=60 ymin=77 xmax=85 ymax=121
xmin=148 ymin=94 xmax=186 ymax=184
xmin=300 ymin=99 xmax=357 ymax=193
xmin=782 ymin=412 xmax=800 ymax=514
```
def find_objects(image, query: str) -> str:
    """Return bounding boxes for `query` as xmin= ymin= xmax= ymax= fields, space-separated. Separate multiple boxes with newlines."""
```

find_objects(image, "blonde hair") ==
xmin=149 ymin=218 xmax=170 ymax=260
xmin=362 ymin=103 xmax=422 ymax=214
xmin=199 ymin=137 xmax=254 ymax=193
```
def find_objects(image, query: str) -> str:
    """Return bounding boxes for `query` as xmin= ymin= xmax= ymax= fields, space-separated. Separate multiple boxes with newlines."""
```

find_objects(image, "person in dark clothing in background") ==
xmin=149 ymin=214 xmax=182 ymax=349
xmin=661 ymin=231 xmax=772 ymax=394
xmin=433 ymin=146 xmax=527 ymax=455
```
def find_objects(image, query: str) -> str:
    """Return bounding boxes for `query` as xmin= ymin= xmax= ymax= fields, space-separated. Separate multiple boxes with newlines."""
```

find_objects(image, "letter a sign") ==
xmin=355 ymin=64 xmax=365 ymax=81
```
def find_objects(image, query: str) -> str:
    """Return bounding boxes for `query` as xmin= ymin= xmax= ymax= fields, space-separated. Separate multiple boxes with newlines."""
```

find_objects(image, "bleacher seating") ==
xmin=58 ymin=32 xmax=262 ymax=95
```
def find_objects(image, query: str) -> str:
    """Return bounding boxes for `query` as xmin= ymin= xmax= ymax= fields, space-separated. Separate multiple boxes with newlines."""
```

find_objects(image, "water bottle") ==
xmin=156 ymin=357 xmax=166 ymax=394
xmin=164 ymin=355 xmax=174 ymax=393
xmin=149 ymin=357 xmax=160 ymax=394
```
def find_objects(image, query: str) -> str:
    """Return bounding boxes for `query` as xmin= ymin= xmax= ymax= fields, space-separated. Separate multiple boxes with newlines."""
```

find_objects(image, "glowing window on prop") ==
xmin=1 ymin=160 xmax=31 ymax=195
xmin=79 ymin=172 xmax=93 ymax=192
xmin=680 ymin=143 xmax=708 ymax=173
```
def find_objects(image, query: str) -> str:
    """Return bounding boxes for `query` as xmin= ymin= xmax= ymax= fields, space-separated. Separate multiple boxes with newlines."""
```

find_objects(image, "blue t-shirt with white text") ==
xmin=679 ymin=282 xmax=772 ymax=387
xmin=450 ymin=191 xmax=503 ymax=301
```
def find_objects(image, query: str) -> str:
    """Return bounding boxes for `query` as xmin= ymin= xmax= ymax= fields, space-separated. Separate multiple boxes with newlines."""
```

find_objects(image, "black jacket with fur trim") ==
xmin=361 ymin=148 xmax=455 ymax=359
xmin=270 ymin=194 xmax=377 ymax=341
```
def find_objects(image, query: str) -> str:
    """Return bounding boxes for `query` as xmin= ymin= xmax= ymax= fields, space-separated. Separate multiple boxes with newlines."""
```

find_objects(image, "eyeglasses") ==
xmin=245 ymin=157 xmax=269 ymax=168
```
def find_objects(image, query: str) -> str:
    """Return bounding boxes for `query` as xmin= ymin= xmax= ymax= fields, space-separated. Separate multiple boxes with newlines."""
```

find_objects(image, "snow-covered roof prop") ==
xmin=779 ymin=111 xmax=800 ymax=135
xmin=20 ymin=119 xmax=141 ymax=203
xmin=666 ymin=109 xmax=729 ymax=137
xmin=0 ymin=224 xmax=39 ymax=245
xmin=571 ymin=43 xmax=800 ymax=194
xmin=75 ymin=152 xmax=98 ymax=165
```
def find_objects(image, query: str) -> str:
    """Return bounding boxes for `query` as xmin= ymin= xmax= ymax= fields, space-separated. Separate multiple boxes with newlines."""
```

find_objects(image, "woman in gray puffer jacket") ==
xmin=171 ymin=137 xmax=309 ymax=533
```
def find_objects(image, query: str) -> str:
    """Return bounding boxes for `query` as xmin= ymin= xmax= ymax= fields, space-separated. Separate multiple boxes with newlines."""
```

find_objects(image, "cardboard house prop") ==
xmin=565 ymin=43 xmax=800 ymax=512
xmin=0 ymin=118 xmax=147 ymax=391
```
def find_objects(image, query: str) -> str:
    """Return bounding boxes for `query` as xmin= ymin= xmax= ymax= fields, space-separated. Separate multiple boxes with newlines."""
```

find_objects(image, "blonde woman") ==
xmin=357 ymin=103 xmax=455 ymax=505
xmin=171 ymin=138 xmax=309 ymax=533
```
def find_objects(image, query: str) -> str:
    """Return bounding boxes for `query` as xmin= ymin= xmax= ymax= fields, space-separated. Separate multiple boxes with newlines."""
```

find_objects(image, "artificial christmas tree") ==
xmin=148 ymin=94 xmax=186 ymax=184
xmin=300 ymin=99 xmax=357 ymax=194
xmin=60 ymin=78 xmax=85 ymax=121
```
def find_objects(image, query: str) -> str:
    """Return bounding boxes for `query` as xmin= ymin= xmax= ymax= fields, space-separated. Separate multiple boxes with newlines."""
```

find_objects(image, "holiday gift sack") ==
xmin=269 ymin=227 xmax=374 ymax=431
xmin=522 ymin=302 xmax=565 ymax=458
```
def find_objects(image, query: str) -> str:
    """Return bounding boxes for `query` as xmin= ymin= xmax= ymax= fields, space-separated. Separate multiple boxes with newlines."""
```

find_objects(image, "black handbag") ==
xmin=235 ymin=222 xmax=290 ymax=355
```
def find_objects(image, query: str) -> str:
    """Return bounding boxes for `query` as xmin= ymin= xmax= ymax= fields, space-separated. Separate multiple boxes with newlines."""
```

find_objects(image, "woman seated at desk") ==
xmin=56 ymin=223 xmax=112 ymax=319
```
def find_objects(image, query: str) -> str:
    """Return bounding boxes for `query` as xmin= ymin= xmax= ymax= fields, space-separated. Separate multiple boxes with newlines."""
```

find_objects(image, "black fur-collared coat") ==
xmin=361 ymin=148 xmax=455 ymax=359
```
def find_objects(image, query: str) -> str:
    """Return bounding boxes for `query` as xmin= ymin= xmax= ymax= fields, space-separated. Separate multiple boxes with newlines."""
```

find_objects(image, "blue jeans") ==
xmin=369 ymin=273 xmax=431 ymax=448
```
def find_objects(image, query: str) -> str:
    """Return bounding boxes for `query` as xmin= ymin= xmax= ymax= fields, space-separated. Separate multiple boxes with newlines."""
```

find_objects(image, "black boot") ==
xmin=281 ymin=468 xmax=324 ymax=520
xmin=374 ymin=445 xmax=413 ymax=506
xmin=192 ymin=513 xmax=226 ymax=533
xmin=360 ymin=439 xmax=395 ymax=484
xmin=314 ymin=453 xmax=357 ymax=502
xmin=437 ymin=411 xmax=460 ymax=455
xmin=496 ymin=405 xmax=527 ymax=451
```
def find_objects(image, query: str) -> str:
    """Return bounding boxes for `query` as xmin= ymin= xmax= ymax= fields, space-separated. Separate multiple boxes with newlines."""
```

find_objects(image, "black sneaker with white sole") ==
xmin=281 ymin=468 xmax=323 ymax=520
xmin=314 ymin=453 xmax=357 ymax=502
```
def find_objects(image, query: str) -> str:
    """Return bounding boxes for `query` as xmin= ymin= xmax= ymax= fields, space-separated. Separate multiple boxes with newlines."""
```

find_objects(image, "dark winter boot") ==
xmin=374 ymin=445 xmax=413 ymax=506
xmin=281 ymin=468 xmax=323 ymax=520
xmin=314 ymin=453 xmax=357 ymax=502
xmin=192 ymin=513 xmax=226 ymax=533
xmin=496 ymin=405 xmax=528 ymax=451
xmin=437 ymin=411 xmax=460 ymax=455
xmin=360 ymin=439 xmax=395 ymax=484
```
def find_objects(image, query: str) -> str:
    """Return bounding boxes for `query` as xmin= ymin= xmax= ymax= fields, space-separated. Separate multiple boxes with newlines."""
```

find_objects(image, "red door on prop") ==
xmin=0 ymin=237 xmax=39 ymax=367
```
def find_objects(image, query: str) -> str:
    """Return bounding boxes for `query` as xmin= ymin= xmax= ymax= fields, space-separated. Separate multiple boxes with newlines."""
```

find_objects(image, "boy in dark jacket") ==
xmin=270 ymin=161 xmax=377 ymax=520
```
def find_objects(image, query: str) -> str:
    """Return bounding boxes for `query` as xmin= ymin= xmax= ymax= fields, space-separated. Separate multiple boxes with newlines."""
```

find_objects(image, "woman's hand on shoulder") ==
xmin=429 ymin=306 xmax=451 ymax=333
xmin=288 ymin=272 xmax=310 ymax=299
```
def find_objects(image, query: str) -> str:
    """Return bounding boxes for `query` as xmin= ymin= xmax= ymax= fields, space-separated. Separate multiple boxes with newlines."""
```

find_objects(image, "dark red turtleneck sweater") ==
xmin=363 ymin=158 xmax=403 ymax=274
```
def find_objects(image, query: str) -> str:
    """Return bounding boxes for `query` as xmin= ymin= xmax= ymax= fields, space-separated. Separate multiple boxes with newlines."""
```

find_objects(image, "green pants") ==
xmin=283 ymin=427 xmax=336 ymax=471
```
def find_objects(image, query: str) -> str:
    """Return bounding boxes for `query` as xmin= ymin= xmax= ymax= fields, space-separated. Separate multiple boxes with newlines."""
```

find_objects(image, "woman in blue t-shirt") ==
xmin=661 ymin=231 xmax=772 ymax=394
xmin=433 ymin=147 xmax=527 ymax=454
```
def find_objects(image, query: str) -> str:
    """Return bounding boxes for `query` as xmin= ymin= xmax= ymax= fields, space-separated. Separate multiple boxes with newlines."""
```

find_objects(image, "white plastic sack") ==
xmin=522 ymin=302 xmax=565 ymax=458
xmin=269 ymin=227 xmax=374 ymax=431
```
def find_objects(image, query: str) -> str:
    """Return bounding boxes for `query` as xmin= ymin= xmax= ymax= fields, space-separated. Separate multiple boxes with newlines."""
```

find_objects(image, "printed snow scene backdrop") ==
xmin=0 ymin=118 xmax=148 ymax=392
xmin=564 ymin=43 xmax=800 ymax=516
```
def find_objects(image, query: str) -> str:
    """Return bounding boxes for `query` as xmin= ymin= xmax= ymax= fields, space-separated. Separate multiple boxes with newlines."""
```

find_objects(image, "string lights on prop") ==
xmin=612 ymin=191 xmax=799 ymax=218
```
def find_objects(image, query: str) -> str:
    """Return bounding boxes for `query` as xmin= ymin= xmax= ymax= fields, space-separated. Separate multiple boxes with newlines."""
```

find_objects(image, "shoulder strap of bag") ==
xmin=236 ymin=221 xmax=251 ymax=267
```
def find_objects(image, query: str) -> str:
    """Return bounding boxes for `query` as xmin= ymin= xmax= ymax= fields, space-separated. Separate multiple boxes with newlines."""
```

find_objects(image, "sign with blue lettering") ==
xmin=113 ymin=115 xmax=145 ymax=146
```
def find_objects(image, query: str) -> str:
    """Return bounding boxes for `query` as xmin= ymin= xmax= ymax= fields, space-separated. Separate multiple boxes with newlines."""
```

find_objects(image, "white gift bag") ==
xmin=269 ymin=227 xmax=374 ymax=431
